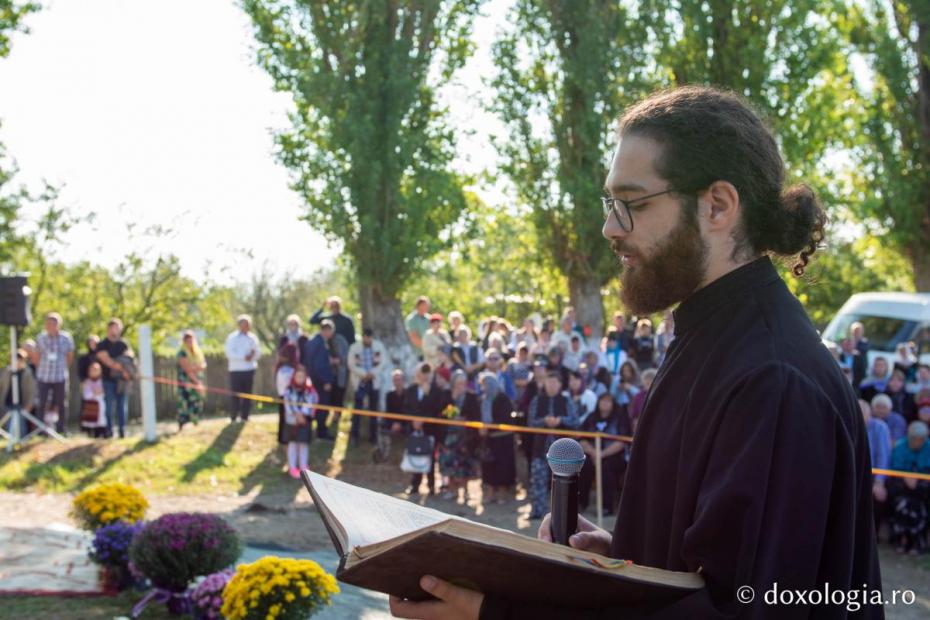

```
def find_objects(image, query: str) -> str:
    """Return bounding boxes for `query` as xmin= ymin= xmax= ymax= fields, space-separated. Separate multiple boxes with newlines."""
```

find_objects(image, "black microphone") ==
xmin=547 ymin=437 xmax=586 ymax=545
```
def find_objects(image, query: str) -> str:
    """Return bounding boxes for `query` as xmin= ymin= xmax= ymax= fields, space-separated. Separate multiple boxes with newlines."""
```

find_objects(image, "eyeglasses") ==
xmin=601 ymin=188 xmax=681 ymax=233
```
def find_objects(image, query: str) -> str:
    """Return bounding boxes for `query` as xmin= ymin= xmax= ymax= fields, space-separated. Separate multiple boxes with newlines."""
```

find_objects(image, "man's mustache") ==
xmin=610 ymin=240 xmax=635 ymax=257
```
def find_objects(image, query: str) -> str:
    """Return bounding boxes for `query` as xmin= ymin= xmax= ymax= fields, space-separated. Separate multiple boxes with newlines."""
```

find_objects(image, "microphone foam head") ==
xmin=546 ymin=438 xmax=585 ymax=476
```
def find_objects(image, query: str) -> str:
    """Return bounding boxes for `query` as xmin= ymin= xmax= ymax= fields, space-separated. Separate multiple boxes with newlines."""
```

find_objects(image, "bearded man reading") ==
xmin=390 ymin=86 xmax=883 ymax=619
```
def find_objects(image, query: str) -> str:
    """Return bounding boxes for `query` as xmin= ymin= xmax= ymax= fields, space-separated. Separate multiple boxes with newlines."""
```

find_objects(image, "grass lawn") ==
xmin=0 ymin=412 xmax=361 ymax=497
xmin=0 ymin=590 xmax=174 ymax=620
xmin=0 ymin=413 xmax=372 ymax=619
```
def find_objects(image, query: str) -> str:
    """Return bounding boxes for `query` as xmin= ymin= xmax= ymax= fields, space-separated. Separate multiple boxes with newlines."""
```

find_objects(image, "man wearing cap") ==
xmin=310 ymin=296 xmax=355 ymax=346
xmin=33 ymin=312 xmax=75 ymax=434
xmin=224 ymin=315 xmax=262 ymax=423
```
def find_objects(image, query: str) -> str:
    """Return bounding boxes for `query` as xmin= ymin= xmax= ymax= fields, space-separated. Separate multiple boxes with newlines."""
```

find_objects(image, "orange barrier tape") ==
xmin=146 ymin=375 xmax=930 ymax=481
xmin=146 ymin=375 xmax=633 ymax=443
xmin=871 ymin=468 xmax=930 ymax=482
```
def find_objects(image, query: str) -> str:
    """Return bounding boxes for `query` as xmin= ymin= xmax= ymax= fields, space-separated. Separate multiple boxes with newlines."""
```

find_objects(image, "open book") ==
xmin=302 ymin=472 xmax=704 ymax=608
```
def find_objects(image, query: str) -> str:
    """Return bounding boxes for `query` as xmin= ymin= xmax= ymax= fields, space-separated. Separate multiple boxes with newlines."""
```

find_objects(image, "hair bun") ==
xmin=768 ymin=184 xmax=826 ymax=276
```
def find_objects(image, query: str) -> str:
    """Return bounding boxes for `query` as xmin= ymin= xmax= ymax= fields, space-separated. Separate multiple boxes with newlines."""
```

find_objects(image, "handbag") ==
xmin=81 ymin=400 xmax=100 ymax=425
xmin=400 ymin=432 xmax=435 ymax=473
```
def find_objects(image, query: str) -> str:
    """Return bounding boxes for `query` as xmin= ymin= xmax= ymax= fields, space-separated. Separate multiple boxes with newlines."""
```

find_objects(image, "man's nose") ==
xmin=602 ymin=213 xmax=628 ymax=241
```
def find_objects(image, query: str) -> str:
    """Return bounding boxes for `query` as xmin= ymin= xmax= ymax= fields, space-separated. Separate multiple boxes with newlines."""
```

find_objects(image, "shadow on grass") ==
xmin=237 ymin=445 xmax=302 ymax=506
xmin=1 ymin=442 xmax=106 ymax=491
xmin=74 ymin=438 xmax=160 ymax=490
xmin=179 ymin=421 xmax=245 ymax=483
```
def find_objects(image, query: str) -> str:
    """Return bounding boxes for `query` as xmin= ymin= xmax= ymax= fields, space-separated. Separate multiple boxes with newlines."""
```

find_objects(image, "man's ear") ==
xmin=704 ymin=180 xmax=740 ymax=231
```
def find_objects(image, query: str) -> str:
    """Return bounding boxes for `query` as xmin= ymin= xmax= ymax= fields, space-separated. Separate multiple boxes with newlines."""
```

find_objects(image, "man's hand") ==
xmin=245 ymin=350 xmax=255 ymax=362
xmin=904 ymin=476 xmax=918 ymax=491
xmin=538 ymin=513 xmax=612 ymax=556
xmin=389 ymin=575 xmax=482 ymax=620
xmin=391 ymin=422 xmax=403 ymax=433
xmin=872 ymin=481 xmax=887 ymax=502
xmin=544 ymin=415 xmax=560 ymax=428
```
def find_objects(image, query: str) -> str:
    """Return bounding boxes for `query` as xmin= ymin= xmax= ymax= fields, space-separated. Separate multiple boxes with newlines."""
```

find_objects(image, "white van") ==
xmin=820 ymin=292 xmax=930 ymax=369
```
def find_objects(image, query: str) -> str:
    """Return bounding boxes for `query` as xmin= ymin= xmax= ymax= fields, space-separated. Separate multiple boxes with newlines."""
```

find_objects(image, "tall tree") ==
xmin=641 ymin=0 xmax=854 ymax=183
xmin=845 ymin=1 xmax=930 ymax=290
xmin=242 ymin=0 xmax=482 ymax=368
xmin=490 ymin=0 xmax=654 ymax=340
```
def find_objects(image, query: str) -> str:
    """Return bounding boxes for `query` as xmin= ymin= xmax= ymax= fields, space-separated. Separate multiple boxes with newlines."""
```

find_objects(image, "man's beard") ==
xmin=612 ymin=204 xmax=707 ymax=315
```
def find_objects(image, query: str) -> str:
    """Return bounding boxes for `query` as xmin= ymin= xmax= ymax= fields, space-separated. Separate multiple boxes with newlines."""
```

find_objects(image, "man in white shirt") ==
xmin=348 ymin=327 xmax=388 ymax=444
xmin=224 ymin=314 xmax=262 ymax=422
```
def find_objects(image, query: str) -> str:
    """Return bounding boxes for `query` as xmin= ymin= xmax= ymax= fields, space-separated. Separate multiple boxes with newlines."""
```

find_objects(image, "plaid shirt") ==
xmin=36 ymin=331 xmax=75 ymax=383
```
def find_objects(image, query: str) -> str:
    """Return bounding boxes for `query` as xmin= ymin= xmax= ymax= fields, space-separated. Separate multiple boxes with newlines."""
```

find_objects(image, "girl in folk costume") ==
xmin=283 ymin=365 xmax=318 ymax=479
xmin=275 ymin=343 xmax=300 ymax=445
xmin=80 ymin=361 xmax=108 ymax=438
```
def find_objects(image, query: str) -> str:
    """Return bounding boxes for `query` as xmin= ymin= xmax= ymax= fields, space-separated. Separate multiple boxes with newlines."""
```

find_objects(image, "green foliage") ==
xmin=404 ymin=197 xmax=568 ymax=325
xmin=241 ymin=0 xmax=482 ymax=306
xmin=0 ymin=142 xmax=28 ymax=264
xmin=0 ymin=0 xmax=40 ymax=263
xmin=0 ymin=0 xmax=38 ymax=58
xmin=785 ymin=233 xmax=915 ymax=328
xmin=841 ymin=0 xmax=930 ymax=288
xmin=4 ymin=204 xmax=233 ymax=356
xmin=642 ymin=0 xmax=855 ymax=177
xmin=229 ymin=262 xmax=354 ymax=350
xmin=490 ymin=0 xmax=655 ymax=326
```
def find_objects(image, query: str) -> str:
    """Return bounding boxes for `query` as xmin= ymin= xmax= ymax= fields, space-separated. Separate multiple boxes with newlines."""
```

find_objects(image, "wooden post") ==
xmin=138 ymin=325 xmax=157 ymax=442
xmin=595 ymin=434 xmax=604 ymax=530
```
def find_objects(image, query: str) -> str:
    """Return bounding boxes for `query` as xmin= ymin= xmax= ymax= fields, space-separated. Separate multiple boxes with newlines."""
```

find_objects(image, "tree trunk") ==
xmin=568 ymin=275 xmax=605 ymax=345
xmin=912 ymin=217 xmax=930 ymax=292
xmin=359 ymin=280 xmax=418 ymax=376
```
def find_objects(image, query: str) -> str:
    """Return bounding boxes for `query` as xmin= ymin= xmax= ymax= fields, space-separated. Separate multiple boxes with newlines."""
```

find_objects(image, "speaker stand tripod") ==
xmin=1 ymin=326 xmax=66 ymax=452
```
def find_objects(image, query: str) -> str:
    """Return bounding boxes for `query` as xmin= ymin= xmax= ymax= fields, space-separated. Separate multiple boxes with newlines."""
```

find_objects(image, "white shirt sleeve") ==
xmin=224 ymin=332 xmax=241 ymax=362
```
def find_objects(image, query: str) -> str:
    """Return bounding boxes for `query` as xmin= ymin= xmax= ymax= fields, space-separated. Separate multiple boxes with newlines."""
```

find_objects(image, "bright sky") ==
xmin=0 ymin=0 xmax=510 ymax=284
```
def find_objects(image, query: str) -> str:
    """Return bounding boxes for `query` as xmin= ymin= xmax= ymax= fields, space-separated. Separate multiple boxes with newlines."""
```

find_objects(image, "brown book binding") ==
xmin=301 ymin=471 xmax=704 ymax=608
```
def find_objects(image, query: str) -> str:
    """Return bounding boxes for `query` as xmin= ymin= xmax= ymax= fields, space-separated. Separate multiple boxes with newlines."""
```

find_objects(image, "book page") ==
xmin=307 ymin=472 xmax=462 ymax=549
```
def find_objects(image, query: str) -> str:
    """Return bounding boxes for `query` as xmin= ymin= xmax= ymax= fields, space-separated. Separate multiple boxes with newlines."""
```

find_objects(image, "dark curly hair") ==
xmin=617 ymin=86 xmax=825 ymax=276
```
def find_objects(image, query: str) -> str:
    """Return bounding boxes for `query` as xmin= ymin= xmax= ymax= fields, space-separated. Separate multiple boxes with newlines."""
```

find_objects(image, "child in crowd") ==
xmin=283 ymin=365 xmax=317 ymax=479
xmin=80 ymin=361 xmax=108 ymax=438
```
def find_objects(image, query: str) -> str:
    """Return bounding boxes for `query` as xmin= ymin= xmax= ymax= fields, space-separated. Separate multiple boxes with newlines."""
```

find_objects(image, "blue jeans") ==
xmin=103 ymin=379 xmax=127 ymax=438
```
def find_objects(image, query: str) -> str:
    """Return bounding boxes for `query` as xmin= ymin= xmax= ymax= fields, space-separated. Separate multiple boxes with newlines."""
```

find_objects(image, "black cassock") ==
xmin=482 ymin=257 xmax=883 ymax=619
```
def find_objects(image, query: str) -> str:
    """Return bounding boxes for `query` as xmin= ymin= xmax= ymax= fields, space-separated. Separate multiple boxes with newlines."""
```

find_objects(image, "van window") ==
xmin=822 ymin=314 xmax=918 ymax=352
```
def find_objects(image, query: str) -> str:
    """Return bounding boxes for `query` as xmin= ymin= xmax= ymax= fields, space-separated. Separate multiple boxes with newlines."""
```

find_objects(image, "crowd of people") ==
xmin=0 ymin=313 xmax=136 ymax=439
xmin=2 ymin=298 xmax=928 ymax=546
xmin=831 ymin=322 xmax=930 ymax=555
xmin=256 ymin=296 xmax=661 ymax=516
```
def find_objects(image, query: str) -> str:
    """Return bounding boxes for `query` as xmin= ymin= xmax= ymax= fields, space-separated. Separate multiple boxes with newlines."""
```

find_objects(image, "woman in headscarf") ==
xmin=478 ymin=371 xmax=517 ymax=504
xmin=439 ymin=370 xmax=481 ymax=501
xmin=177 ymin=330 xmax=207 ymax=429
